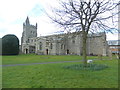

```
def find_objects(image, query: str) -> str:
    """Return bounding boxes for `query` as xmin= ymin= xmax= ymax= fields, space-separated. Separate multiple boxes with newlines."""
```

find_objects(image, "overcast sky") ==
xmin=0 ymin=0 xmax=119 ymax=43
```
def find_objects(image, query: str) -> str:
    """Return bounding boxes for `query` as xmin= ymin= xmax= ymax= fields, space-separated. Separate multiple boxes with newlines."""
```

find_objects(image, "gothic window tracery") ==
xmin=61 ymin=44 xmax=63 ymax=49
xmin=39 ymin=42 xmax=42 ymax=50
xmin=50 ymin=43 xmax=53 ymax=49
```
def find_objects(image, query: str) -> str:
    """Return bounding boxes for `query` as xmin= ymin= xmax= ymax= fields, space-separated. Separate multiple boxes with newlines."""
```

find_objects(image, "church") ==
xmin=21 ymin=17 xmax=108 ymax=56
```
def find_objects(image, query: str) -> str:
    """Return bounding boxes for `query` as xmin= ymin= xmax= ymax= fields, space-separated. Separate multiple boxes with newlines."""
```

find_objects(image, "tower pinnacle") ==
xmin=36 ymin=23 xmax=37 ymax=29
xmin=26 ymin=16 xmax=30 ymax=25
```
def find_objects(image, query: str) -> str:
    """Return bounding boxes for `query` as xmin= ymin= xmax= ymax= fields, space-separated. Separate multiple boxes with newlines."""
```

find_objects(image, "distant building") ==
xmin=21 ymin=17 xmax=108 ymax=56
xmin=108 ymin=40 xmax=120 ymax=54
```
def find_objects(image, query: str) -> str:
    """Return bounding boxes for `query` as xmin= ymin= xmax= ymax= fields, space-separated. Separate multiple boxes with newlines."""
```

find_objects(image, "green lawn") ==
xmin=2 ymin=54 xmax=83 ymax=65
xmin=2 ymin=54 xmax=118 ymax=88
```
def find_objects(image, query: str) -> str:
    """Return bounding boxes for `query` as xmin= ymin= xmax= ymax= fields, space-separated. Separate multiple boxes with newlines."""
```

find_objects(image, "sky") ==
xmin=0 ymin=0 xmax=119 ymax=43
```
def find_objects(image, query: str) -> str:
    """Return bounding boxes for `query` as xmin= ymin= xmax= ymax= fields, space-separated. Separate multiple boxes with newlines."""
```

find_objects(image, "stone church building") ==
xmin=21 ymin=17 xmax=108 ymax=56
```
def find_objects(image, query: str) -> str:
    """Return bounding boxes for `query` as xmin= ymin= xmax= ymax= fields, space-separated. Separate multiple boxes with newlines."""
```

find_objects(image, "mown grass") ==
xmin=2 ymin=54 xmax=83 ymax=65
xmin=2 ymin=54 xmax=111 ymax=65
xmin=2 ymin=54 xmax=118 ymax=88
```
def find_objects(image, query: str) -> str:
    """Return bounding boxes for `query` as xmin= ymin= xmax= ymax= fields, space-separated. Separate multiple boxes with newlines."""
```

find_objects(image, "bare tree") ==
xmin=46 ymin=0 xmax=120 ymax=66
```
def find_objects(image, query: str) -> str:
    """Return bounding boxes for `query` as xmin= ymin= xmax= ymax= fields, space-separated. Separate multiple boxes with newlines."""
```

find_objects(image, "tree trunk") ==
xmin=82 ymin=31 xmax=87 ymax=67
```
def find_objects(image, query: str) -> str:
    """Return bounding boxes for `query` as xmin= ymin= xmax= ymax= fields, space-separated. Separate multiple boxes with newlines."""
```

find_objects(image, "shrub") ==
xmin=2 ymin=34 xmax=19 ymax=55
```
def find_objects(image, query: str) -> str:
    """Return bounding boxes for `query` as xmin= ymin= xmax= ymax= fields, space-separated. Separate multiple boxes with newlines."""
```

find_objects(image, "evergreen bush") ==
xmin=2 ymin=34 xmax=19 ymax=55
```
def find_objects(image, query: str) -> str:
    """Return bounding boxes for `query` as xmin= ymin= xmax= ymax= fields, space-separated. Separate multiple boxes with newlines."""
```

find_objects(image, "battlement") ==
xmin=30 ymin=25 xmax=37 ymax=29
xmin=23 ymin=17 xmax=37 ymax=29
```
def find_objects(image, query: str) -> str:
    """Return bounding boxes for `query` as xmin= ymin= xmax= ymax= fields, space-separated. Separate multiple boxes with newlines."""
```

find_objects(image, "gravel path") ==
xmin=0 ymin=60 xmax=82 ymax=67
xmin=1 ymin=58 xmax=111 ymax=67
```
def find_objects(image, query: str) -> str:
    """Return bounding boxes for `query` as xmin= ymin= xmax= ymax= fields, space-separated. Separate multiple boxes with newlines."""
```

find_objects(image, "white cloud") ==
xmin=0 ymin=0 xmax=119 ymax=45
xmin=0 ymin=0 xmax=42 ymax=38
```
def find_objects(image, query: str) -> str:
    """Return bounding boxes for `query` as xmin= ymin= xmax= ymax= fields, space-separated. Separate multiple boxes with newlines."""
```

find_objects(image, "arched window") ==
xmin=50 ymin=43 xmax=53 ymax=49
xmin=61 ymin=44 xmax=63 ymax=49
xmin=39 ymin=42 xmax=42 ymax=50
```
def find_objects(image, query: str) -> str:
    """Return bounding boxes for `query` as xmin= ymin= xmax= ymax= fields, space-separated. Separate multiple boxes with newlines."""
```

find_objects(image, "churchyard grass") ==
xmin=2 ymin=54 xmax=112 ymax=65
xmin=2 ymin=54 xmax=118 ymax=88
xmin=2 ymin=54 xmax=83 ymax=65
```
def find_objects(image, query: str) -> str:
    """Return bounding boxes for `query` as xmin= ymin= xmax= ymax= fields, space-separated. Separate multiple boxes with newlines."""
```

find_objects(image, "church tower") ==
xmin=21 ymin=17 xmax=37 ymax=54
xmin=21 ymin=17 xmax=37 ymax=44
